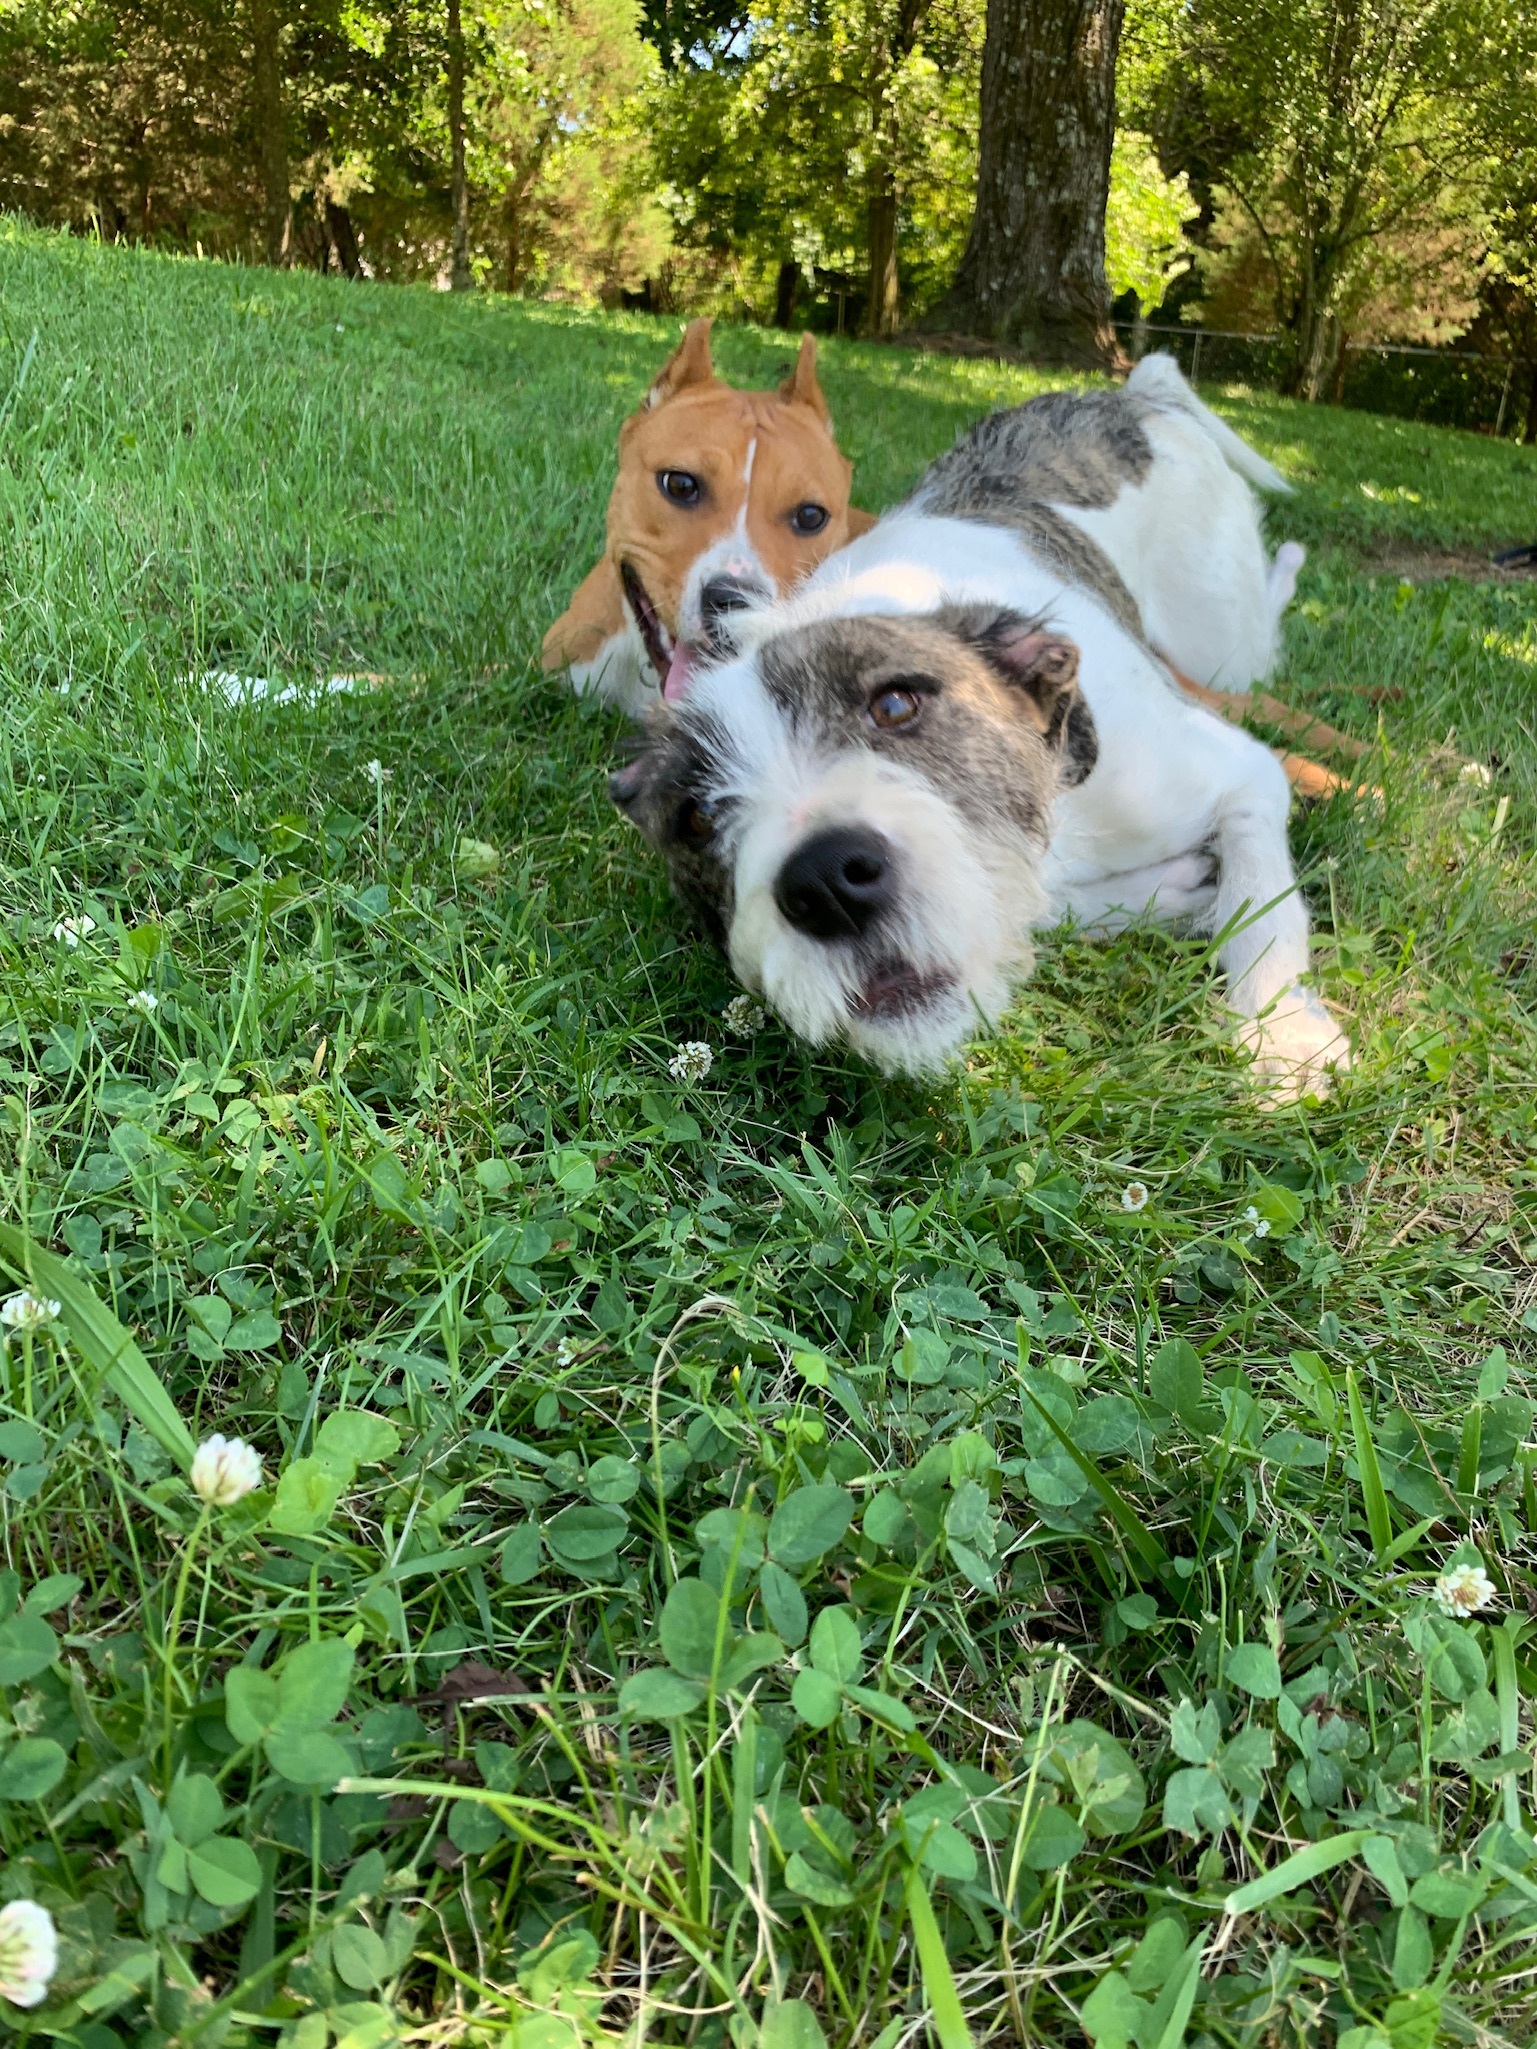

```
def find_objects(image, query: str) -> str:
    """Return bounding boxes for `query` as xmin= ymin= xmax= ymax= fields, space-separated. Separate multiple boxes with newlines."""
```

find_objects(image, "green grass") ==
xmin=0 ymin=216 xmax=1533 ymax=2049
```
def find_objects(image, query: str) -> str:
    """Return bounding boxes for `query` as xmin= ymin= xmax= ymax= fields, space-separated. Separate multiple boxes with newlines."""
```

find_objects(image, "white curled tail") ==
xmin=1127 ymin=350 xmax=1292 ymax=494
xmin=1266 ymin=540 xmax=1306 ymax=624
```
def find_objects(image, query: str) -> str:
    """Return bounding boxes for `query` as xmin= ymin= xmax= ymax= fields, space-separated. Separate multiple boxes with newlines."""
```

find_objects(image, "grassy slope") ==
xmin=0 ymin=219 xmax=1534 ymax=2046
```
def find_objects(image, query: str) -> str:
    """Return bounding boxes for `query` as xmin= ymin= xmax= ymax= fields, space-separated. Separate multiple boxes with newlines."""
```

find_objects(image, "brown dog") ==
xmin=541 ymin=320 xmax=874 ymax=713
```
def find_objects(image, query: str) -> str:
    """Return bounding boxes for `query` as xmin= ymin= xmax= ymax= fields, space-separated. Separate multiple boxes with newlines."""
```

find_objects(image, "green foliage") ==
xmin=0 ymin=229 xmax=1529 ymax=2043
xmin=0 ymin=0 xmax=661 ymax=298
xmin=1139 ymin=0 xmax=1537 ymax=392
xmin=1105 ymin=129 xmax=1197 ymax=316
xmin=637 ymin=0 xmax=985 ymax=322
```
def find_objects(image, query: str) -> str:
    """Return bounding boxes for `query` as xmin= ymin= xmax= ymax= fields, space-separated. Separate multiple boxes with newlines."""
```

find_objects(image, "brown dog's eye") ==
xmin=658 ymin=470 xmax=702 ymax=507
xmin=790 ymin=502 xmax=830 ymax=535
xmin=675 ymin=797 xmax=718 ymax=847
xmin=868 ymin=686 xmax=923 ymax=731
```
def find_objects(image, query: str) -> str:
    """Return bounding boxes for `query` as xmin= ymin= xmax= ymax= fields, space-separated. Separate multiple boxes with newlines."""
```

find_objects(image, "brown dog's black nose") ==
xmin=775 ymin=828 xmax=893 ymax=940
xmin=700 ymin=575 xmax=769 ymax=646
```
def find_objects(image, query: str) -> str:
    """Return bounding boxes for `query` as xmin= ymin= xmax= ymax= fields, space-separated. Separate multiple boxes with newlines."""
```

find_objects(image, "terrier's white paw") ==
xmin=1238 ymin=989 xmax=1351 ymax=1103
xmin=1267 ymin=540 xmax=1306 ymax=616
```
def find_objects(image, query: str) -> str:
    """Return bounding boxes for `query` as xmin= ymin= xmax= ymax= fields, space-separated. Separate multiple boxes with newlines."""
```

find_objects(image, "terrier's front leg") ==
xmin=1206 ymin=749 xmax=1350 ymax=1100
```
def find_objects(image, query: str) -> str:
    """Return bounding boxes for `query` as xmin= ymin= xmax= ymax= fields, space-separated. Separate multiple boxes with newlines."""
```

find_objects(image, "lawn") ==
xmin=0 ymin=216 xmax=1534 ymax=2048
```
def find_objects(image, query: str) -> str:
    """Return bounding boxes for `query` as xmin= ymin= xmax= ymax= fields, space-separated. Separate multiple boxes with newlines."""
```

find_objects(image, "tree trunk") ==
xmin=325 ymin=202 xmax=362 ymax=278
xmin=250 ymin=0 xmax=290 ymax=266
xmin=1524 ymin=362 xmax=1537 ymax=446
xmin=862 ymin=35 xmax=898 ymax=337
xmin=1294 ymin=309 xmax=1340 ymax=404
xmin=861 ymin=0 xmax=927 ymax=338
xmin=1331 ymin=331 xmax=1350 ymax=406
xmin=447 ymin=0 xmax=471 ymax=291
xmin=501 ymin=150 xmax=546 ymax=292
xmin=865 ymin=187 xmax=900 ymax=336
xmin=936 ymin=0 xmax=1124 ymax=365
xmin=774 ymin=260 xmax=800 ymax=329
xmin=1280 ymin=252 xmax=1343 ymax=402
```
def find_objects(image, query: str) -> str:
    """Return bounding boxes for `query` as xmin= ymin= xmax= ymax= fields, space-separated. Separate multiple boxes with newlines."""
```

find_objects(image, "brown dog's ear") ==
xmin=779 ymin=333 xmax=831 ymax=425
xmin=647 ymin=319 xmax=715 ymax=410
xmin=941 ymin=605 xmax=1098 ymax=787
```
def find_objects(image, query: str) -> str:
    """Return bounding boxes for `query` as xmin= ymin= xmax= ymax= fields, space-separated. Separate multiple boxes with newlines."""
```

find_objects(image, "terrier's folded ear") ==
xmin=937 ymin=604 xmax=1098 ymax=787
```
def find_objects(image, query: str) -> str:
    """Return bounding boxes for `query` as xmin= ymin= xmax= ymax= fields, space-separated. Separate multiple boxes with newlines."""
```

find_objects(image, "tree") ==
xmin=1163 ymin=0 xmax=1537 ymax=399
xmin=1481 ymin=179 xmax=1537 ymax=443
xmin=934 ymin=0 xmax=1125 ymax=365
xmin=864 ymin=0 xmax=933 ymax=333
xmin=640 ymin=0 xmax=983 ymax=326
xmin=473 ymin=0 xmax=658 ymax=296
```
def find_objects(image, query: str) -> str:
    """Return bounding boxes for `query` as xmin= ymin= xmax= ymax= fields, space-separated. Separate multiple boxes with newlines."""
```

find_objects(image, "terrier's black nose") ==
xmin=699 ymin=575 xmax=768 ymax=644
xmin=774 ymin=827 xmax=893 ymax=940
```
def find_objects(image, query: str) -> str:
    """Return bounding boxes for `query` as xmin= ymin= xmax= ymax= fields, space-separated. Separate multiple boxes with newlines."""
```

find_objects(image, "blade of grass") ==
xmin=1380 ymin=1515 xmax=1439 ymax=1568
xmin=1456 ymin=1406 xmax=1482 ymax=1499
xmin=0 ymin=1222 xmax=196 ymax=1467
xmin=1344 ymin=1367 xmax=1393 ymax=1563
xmin=1021 ymin=1384 xmax=1170 ymax=1575
xmin=1492 ymin=1620 xmax=1522 ymax=1832
xmin=904 ymin=1862 xmax=975 ymax=2049
xmin=1148 ymin=1938 xmax=1205 ymax=2049
xmin=1222 ymin=1830 xmax=1371 ymax=1916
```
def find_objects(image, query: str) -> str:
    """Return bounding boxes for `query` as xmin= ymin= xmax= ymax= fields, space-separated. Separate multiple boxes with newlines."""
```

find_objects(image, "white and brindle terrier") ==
xmin=610 ymin=370 xmax=1350 ymax=1100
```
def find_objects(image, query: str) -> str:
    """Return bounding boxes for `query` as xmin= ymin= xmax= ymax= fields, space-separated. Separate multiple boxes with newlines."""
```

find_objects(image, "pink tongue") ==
xmin=662 ymin=641 xmax=697 ymax=702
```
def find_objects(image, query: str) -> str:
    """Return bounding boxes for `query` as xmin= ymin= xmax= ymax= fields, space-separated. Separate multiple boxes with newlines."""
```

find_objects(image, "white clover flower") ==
xmin=190 ymin=1434 xmax=263 ymax=1507
xmin=1458 ymin=762 xmax=1493 ymax=788
xmin=1243 ymin=1205 xmax=1260 ymax=1226
xmin=0 ymin=1899 xmax=58 ymax=2008
xmin=668 ymin=1041 xmax=713 ymax=1085
xmin=722 ymin=994 xmax=766 ymax=1036
xmin=555 ymin=1338 xmax=576 ymax=1368
xmin=1433 ymin=1563 xmax=1496 ymax=1618
xmin=0 ymin=1293 xmax=61 ymax=1335
xmin=51 ymin=914 xmax=97 ymax=948
xmin=363 ymin=759 xmax=392 ymax=788
xmin=1253 ymin=1218 xmax=1271 ymax=1239
xmin=125 ymin=989 xmax=159 ymax=1017
xmin=1120 ymin=1183 xmax=1149 ymax=1213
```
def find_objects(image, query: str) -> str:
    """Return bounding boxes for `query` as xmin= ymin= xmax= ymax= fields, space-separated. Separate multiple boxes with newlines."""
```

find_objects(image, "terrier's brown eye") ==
xmin=868 ymin=686 xmax=922 ymax=731
xmin=790 ymin=502 xmax=830 ymax=535
xmin=676 ymin=797 xmax=718 ymax=846
xmin=658 ymin=470 xmax=702 ymax=507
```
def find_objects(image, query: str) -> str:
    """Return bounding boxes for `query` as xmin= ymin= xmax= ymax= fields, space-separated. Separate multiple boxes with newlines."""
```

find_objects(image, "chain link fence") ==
xmin=1115 ymin=321 xmax=1531 ymax=438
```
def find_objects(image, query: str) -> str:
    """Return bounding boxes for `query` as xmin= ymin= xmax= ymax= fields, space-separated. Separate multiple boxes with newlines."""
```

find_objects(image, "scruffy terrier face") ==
xmin=610 ymin=605 xmax=1097 ymax=1073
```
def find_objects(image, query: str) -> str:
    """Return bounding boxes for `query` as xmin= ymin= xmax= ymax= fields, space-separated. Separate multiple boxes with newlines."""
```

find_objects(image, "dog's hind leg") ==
xmin=1061 ymin=852 xmax=1218 ymax=933
xmin=1202 ymin=743 xmax=1350 ymax=1098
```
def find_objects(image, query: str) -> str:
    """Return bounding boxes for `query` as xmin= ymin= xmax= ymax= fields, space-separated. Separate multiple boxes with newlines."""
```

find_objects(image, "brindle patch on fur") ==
xmin=918 ymin=391 xmax=1155 ymax=512
xmin=909 ymin=391 xmax=1161 ymax=638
